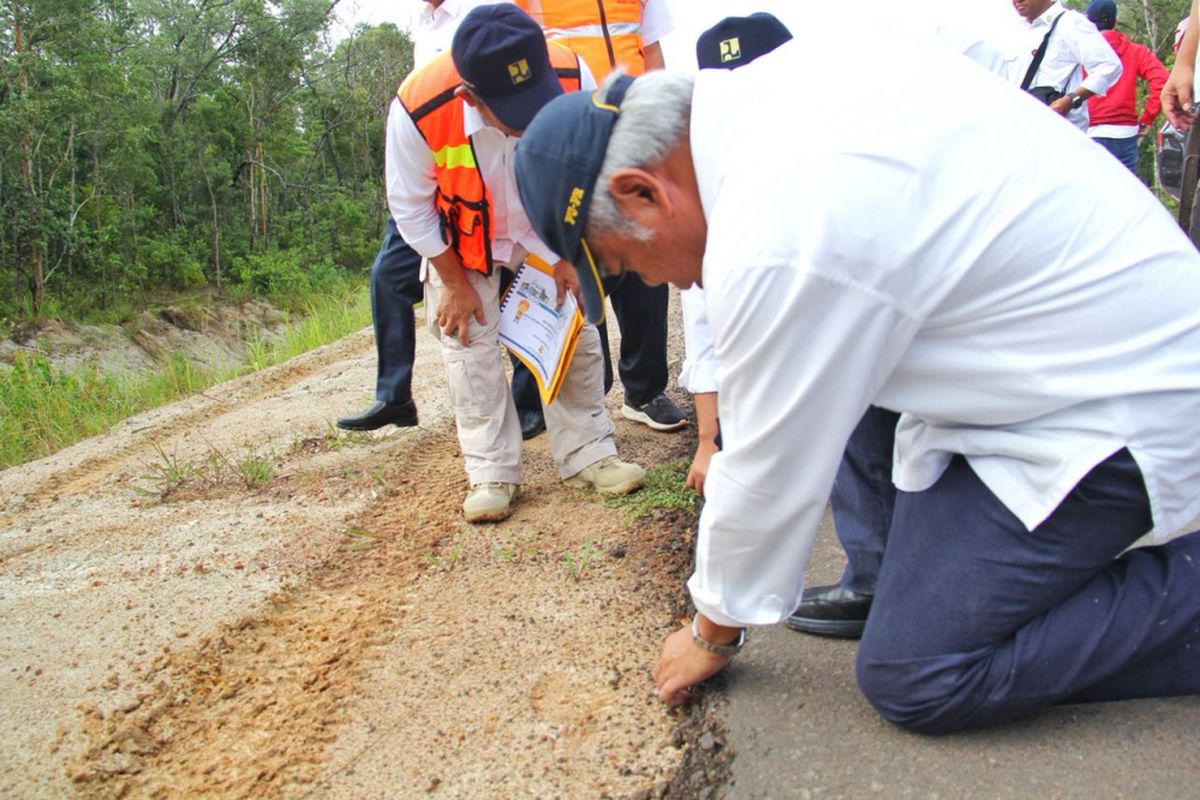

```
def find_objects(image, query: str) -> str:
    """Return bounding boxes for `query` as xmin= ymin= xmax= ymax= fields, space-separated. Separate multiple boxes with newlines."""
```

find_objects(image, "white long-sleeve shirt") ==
xmin=687 ymin=33 xmax=1200 ymax=628
xmin=385 ymin=56 xmax=595 ymax=268
xmin=1013 ymin=1 xmax=1121 ymax=129
xmin=412 ymin=0 xmax=502 ymax=68
xmin=676 ymin=9 xmax=1016 ymax=397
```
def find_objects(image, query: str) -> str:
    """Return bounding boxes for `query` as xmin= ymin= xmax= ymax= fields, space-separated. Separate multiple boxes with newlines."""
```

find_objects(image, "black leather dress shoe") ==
xmin=785 ymin=583 xmax=873 ymax=639
xmin=336 ymin=399 xmax=418 ymax=431
xmin=519 ymin=409 xmax=546 ymax=440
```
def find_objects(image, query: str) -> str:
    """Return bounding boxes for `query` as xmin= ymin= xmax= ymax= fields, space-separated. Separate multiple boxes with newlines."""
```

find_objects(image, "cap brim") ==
xmin=577 ymin=239 xmax=607 ymax=325
xmin=484 ymin=74 xmax=564 ymax=132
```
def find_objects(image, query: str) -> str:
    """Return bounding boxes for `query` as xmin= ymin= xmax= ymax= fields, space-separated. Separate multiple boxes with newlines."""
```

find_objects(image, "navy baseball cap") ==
xmin=514 ymin=74 xmax=637 ymax=324
xmin=452 ymin=4 xmax=563 ymax=132
xmin=1086 ymin=0 xmax=1117 ymax=30
xmin=696 ymin=12 xmax=793 ymax=70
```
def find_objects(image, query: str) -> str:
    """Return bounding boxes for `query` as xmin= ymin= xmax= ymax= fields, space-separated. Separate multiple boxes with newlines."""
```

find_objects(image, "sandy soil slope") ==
xmin=0 ymin=296 xmax=725 ymax=798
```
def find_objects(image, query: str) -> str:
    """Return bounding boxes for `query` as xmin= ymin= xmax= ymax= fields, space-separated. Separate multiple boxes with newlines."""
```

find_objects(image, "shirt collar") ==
xmin=463 ymin=101 xmax=487 ymax=136
xmin=1028 ymin=1 xmax=1064 ymax=29
xmin=420 ymin=0 xmax=465 ymax=26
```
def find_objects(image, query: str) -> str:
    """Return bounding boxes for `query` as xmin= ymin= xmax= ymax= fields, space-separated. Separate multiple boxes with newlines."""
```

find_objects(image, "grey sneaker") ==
xmin=462 ymin=482 xmax=518 ymax=523
xmin=622 ymin=393 xmax=688 ymax=432
xmin=564 ymin=455 xmax=645 ymax=495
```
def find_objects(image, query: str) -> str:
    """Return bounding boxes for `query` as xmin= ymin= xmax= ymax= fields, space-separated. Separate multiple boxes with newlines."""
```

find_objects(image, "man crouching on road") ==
xmin=390 ymin=3 xmax=644 ymax=523
xmin=513 ymin=15 xmax=1200 ymax=733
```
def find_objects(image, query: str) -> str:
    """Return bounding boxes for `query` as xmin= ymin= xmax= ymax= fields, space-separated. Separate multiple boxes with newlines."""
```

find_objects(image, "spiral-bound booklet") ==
xmin=498 ymin=258 xmax=584 ymax=405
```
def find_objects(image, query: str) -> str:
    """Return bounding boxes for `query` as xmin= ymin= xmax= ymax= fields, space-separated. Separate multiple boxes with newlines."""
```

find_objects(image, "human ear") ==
xmin=454 ymin=86 xmax=479 ymax=108
xmin=608 ymin=168 xmax=673 ymax=225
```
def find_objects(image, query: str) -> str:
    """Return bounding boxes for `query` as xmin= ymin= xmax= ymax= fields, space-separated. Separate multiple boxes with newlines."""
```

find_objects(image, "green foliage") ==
xmin=0 ymin=0 xmax=413 ymax=320
xmin=604 ymin=459 xmax=699 ymax=520
xmin=0 ymin=285 xmax=369 ymax=468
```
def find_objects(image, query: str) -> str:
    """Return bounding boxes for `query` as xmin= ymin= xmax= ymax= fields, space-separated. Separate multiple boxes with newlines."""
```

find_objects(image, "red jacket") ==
xmin=1087 ymin=29 xmax=1169 ymax=129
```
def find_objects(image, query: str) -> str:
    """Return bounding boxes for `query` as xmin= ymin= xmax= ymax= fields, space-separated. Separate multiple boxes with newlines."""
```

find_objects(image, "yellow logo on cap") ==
xmin=720 ymin=37 xmax=741 ymax=63
xmin=509 ymin=59 xmax=531 ymax=84
xmin=564 ymin=187 xmax=585 ymax=225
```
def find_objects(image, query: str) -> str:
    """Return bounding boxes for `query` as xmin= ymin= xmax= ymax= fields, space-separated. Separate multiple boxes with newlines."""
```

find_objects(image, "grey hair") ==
xmin=585 ymin=69 xmax=695 ymax=242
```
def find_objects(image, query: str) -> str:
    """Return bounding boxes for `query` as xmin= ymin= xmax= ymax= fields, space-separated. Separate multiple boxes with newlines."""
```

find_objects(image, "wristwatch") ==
xmin=1069 ymin=93 xmax=1085 ymax=110
xmin=691 ymin=613 xmax=747 ymax=658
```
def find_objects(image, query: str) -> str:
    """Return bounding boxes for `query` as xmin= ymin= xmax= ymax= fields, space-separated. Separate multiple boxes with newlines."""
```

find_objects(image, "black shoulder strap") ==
xmin=1021 ymin=12 xmax=1066 ymax=91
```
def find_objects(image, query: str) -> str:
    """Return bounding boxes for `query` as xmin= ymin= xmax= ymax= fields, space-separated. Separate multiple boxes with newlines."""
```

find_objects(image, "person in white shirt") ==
xmin=514 ymin=17 xmax=1200 ymax=733
xmin=390 ymin=3 xmax=644 ymax=522
xmin=1011 ymin=0 xmax=1121 ymax=129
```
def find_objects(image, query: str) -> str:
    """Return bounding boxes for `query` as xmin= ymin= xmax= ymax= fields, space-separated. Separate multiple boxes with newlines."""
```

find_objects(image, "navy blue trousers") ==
xmin=832 ymin=406 xmax=900 ymax=594
xmin=832 ymin=418 xmax=1200 ymax=733
xmin=369 ymin=218 xmax=423 ymax=405
xmin=511 ymin=269 xmax=669 ymax=414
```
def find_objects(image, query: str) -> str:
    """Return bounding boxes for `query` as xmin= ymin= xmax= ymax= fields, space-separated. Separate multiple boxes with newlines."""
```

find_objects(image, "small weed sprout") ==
xmin=344 ymin=526 xmax=381 ymax=551
xmin=563 ymin=537 xmax=599 ymax=581
xmin=132 ymin=444 xmax=196 ymax=499
xmin=237 ymin=452 xmax=274 ymax=489
xmin=423 ymin=537 xmax=464 ymax=571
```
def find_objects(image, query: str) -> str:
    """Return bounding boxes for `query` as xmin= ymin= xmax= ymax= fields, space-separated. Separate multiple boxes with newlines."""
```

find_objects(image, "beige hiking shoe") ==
xmin=564 ymin=455 xmax=645 ymax=495
xmin=462 ymin=482 xmax=518 ymax=523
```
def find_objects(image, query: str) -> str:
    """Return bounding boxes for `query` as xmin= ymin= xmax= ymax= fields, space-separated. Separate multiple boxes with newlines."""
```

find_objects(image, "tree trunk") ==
xmin=15 ymin=12 xmax=46 ymax=315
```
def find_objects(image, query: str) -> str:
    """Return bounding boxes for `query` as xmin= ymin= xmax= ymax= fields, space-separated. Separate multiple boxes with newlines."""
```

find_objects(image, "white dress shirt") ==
xmin=1013 ymin=1 xmax=1121 ymax=129
xmin=676 ymin=13 xmax=1015 ymax=398
xmin=385 ymin=55 xmax=595 ymax=267
xmin=413 ymin=0 xmax=503 ymax=68
xmin=687 ymin=34 xmax=1200 ymax=628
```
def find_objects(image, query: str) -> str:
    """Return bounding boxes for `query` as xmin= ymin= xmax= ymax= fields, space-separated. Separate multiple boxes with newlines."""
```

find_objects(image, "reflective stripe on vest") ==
xmin=517 ymin=0 xmax=646 ymax=79
xmin=396 ymin=45 xmax=583 ymax=274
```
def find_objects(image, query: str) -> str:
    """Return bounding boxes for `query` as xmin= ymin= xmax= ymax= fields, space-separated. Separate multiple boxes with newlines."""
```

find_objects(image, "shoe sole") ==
xmin=463 ymin=507 xmax=514 ymax=523
xmin=563 ymin=475 xmax=645 ymax=495
xmin=621 ymin=406 xmax=687 ymax=432
xmin=336 ymin=417 xmax=418 ymax=432
xmin=783 ymin=616 xmax=866 ymax=639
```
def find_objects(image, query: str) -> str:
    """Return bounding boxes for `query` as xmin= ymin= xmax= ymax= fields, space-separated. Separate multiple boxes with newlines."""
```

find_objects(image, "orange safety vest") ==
xmin=517 ymin=0 xmax=646 ymax=81
xmin=396 ymin=44 xmax=582 ymax=274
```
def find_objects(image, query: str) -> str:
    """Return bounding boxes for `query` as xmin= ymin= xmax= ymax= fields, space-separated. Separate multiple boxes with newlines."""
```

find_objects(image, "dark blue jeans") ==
xmin=1093 ymin=135 xmax=1140 ymax=174
xmin=369 ymin=217 xmax=424 ymax=405
xmin=853 ymin=448 xmax=1200 ymax=733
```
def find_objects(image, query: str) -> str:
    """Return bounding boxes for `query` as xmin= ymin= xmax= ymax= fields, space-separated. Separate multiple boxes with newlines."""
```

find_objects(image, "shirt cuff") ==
xmin=398 ymin=226 xmax=451 ymax=261
xmin=679 ymin=358 xmax=720 ymax=394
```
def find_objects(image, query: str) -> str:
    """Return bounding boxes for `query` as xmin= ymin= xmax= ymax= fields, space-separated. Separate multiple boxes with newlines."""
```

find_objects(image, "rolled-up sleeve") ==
xmin=385 ymin=97 xmax=450 ymax=259
xmin=679 ymin=287 xmax=720 ymax=394
xmin=689 ymin=264 xmax=919 ymax=627
xmin=1072 ymin=17 xmax=1121 ymax=97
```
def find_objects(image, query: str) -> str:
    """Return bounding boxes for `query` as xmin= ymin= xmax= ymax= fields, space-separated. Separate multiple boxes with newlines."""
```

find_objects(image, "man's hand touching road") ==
xmin=653 ymin=615 xmax=742 ymax=707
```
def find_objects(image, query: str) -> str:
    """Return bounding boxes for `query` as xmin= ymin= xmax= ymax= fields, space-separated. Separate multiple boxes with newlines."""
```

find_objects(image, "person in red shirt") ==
xmin=1086 ymin=0 xmax=1169 ymax=175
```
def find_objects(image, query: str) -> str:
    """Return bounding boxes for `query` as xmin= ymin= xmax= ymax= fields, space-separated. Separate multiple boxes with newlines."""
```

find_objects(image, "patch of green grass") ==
xmin=0 ymin=287 xmax=370 ymax=470
xmin=604 ymin=458 xmax=698 ymax=520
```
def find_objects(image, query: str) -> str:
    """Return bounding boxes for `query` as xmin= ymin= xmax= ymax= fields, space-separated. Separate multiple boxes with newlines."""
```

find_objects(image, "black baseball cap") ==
xmin=452 ymin=4 xmax=564 ymax=132
xmin=514 ymin=74 xmax=637 ymax=324
xmin=696 ymin=12 xmax=793 ymax=70
xmin=1086 ymin=0 xmax=1117 ymax=31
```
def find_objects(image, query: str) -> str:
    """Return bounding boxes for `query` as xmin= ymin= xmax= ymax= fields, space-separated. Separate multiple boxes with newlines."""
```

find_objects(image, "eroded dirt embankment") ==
xmin=0 ymin=295 xmax=731 ymax=798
